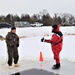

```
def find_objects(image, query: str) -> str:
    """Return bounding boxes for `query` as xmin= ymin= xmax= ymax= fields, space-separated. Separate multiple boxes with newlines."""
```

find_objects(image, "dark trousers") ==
xmin=7 ymin=47 xmax=19 ymax=66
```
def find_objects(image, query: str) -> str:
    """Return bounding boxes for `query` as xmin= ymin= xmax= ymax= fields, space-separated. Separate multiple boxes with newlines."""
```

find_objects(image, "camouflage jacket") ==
xmin=6 ymin=32 xmax=19 ymax=48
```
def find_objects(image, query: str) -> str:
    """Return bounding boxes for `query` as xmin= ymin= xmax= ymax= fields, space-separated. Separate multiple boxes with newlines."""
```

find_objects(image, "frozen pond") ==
xmin=0 ymin=26 xmax=75 ymax=75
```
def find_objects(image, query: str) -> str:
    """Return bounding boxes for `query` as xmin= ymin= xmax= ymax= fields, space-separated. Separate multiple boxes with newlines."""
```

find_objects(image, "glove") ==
xmin=41 ymin=37 xmax=45 ymax=42
xmin=16 ymin=44 xmax=19 ymax=47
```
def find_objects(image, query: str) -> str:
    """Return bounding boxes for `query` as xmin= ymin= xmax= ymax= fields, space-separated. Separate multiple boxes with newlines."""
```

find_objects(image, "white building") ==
xmin=14 ymin=21 xmax=31 ymax=27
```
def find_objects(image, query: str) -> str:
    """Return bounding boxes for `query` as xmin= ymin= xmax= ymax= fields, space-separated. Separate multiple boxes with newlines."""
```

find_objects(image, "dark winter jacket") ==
xmin=6 ymin=32 xmax=19 ymax=48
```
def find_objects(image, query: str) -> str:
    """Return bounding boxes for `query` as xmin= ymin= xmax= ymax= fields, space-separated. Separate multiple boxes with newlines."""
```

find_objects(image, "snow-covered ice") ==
xmin=0 ymin=26 xmax=75 ymax=75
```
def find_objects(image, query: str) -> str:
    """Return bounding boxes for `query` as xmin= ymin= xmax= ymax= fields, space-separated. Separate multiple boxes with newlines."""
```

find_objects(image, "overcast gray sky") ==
xmin=0 ymin=0 xmax=75 ymax=16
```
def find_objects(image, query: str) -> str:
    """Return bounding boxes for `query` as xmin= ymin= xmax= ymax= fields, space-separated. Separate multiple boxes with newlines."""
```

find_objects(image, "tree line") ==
xmin=0 ymin=10 xmax=75 ymax=26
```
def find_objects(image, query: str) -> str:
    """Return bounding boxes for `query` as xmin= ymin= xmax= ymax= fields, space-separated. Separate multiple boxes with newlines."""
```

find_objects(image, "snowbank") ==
xmin=0 ymin=26 xmax=75 ymax=38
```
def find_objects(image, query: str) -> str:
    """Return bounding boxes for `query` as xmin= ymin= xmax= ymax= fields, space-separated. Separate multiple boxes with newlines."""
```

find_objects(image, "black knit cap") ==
xmin=52 ymin=24 xmax=58 ymax=30
xmin=11 ymin=27 xmax=16 ymax=30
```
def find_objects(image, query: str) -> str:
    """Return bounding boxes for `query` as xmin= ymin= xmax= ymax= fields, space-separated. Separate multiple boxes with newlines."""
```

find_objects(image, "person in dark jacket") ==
xmin=41 ymin=24 xmax=63 ymax=69
xmin=6 ymin=27 xmax=19 ymax=69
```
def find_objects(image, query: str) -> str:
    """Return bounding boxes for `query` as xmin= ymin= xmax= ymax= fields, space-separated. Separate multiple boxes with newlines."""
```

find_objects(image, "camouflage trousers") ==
xmin=7 ymin=47 xmax=19 ymax=66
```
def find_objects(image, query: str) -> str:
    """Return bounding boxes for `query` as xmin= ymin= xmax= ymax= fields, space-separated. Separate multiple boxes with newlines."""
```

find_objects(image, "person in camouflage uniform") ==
xmin=6 ymin=27 xmax=19 ymax=69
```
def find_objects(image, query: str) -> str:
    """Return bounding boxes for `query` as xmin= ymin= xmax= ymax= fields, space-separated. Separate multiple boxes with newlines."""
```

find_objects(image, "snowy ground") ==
xmin=0 ymin=26 xmax=75 ymax=75
xmin=0 ymin=60 xmax=75 ymax=75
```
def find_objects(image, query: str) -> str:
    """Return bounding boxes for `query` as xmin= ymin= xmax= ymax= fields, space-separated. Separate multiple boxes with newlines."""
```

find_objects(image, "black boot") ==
xmin=52 ymin=63 xmax=61 ymax=69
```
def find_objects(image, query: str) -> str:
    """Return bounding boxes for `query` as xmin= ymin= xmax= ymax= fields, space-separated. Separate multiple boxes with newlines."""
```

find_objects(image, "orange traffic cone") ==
xmin=39 ymin=52 xmax=43 ymax=62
